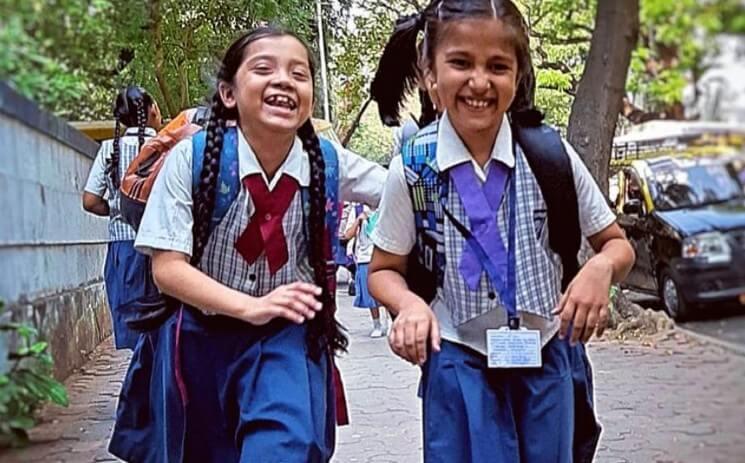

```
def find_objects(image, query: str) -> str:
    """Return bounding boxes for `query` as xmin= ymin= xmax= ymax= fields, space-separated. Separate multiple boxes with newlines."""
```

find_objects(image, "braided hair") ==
xmin=107 ymin=86 xmax=154 ymax=189
xmin=193 ymin=27 xmax=347 ymax=358
xmin=371 ymin=0 xmax=537 ymax=127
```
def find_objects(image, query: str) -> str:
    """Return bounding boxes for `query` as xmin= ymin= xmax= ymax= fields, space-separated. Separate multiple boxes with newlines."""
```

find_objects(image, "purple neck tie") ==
xmin=449 ymin=161 xmax=510 ymax=291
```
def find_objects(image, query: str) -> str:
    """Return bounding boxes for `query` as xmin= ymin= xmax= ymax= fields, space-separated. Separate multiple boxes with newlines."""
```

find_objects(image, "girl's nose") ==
xmin=468 ymin=71 xmax=491 ymax=92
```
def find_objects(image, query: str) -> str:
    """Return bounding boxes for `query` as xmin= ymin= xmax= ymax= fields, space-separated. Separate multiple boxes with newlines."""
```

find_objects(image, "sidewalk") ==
xmin=2 ymin=294 xmax=745 ymax=462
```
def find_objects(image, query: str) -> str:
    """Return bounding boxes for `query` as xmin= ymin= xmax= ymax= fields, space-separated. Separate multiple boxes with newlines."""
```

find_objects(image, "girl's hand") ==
xmin=552 ymin=254 xmax=614 ymax=345
xmin=389 ymin=300 xmax=441 ymax=365
xmin=239 ymin=282 xmax=323 ymax=325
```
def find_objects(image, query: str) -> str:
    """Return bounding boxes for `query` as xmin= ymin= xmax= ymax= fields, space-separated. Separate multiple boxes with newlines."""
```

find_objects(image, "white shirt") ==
xmin=84 ymin=127 xmax=156 ymax=241
xmin=347 ymin=205 xmax=375 ymax=264
xmin=371 ymin=113 xmax=616 ymax=354
xmin=135 ymin=128 xmax=387 ymax=257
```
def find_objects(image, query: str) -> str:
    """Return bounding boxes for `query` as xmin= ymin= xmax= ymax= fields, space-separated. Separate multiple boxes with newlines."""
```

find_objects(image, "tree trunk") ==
xmin=148 ymin=0 xmax=178 ymax=118
xmin=567 ymin=0 xmax=640 ymax=195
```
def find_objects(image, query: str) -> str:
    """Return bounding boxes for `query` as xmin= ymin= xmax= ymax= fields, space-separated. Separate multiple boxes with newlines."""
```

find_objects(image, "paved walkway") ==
xmin=3 ymin=294 xmax=745 ymax=462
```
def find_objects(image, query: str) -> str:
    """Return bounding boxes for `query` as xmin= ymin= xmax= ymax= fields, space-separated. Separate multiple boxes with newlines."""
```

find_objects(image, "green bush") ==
xmin=0 ymin=301 xmax=68 ymax=448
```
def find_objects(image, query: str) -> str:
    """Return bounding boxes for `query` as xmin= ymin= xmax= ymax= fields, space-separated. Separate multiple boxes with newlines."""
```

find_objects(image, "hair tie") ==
xmin=415 ymin=12 xmax=426 ymax=30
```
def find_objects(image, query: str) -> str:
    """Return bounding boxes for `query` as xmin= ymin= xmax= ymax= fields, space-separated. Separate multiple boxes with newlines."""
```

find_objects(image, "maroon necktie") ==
xmin=234 ymin=174 xmax=299 ymax=275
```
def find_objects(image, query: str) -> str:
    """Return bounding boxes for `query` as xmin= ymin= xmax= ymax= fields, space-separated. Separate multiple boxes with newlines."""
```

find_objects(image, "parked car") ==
xmin=613 ymin=155 xmax=745 ymax=320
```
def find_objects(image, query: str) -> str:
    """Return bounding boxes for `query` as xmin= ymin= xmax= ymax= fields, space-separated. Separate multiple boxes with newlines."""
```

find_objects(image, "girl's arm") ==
xmin=337 ymin=143 xmax=388 ymax=207
xmin=367 ymin=155 xmax=440 ymax=366
xmin=151 ymin=250 xmax=321 ymax=325
xmin=368 ymin=248 xmax=441 ymax=366
xmin=82 ymin=192 xmax=109 ymax=216
xmin=82 ymin=142 xmax=110 ymax=216
xmin=342 ymin=216 xmax=361 ymax=241
xmin=553 ymin=223 xmax=635 ymax=345
xmin=554 ymin=140 xmax=637 ymax=344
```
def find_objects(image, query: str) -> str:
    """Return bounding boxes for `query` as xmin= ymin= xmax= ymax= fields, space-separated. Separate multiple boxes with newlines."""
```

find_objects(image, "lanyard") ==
xmin=442 ymin=165 xmax=519 ymax=328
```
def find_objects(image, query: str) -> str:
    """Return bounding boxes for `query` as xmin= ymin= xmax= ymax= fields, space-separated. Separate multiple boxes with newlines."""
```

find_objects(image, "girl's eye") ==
xmin=293 ymin=71 xmax=309 ymax=79
xmin=449 ymin=59 xmax=469 ymax=68
xmin=489 ymin=63 xmax=510 ymax=73
xmin=254 ymin=65 xmax=273 ymax=74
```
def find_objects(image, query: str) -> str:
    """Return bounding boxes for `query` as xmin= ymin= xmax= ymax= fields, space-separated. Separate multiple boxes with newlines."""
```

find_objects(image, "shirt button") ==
xmin=264 ymin=213 xmax=272 ymax=221
xmin=249 ymin=274 xmax=257 ymax=282
xmin=488 ymin=292 xmax=496 ymax=300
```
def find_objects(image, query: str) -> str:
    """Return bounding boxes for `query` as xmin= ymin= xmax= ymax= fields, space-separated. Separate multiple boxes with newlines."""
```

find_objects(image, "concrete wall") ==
xmin=0 ymin=82 xmax=112 ymax=379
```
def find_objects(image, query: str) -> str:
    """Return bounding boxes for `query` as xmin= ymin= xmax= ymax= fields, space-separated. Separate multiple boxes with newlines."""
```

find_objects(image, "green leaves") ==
xmin=0 ymin=301 xmax=68 ymax=448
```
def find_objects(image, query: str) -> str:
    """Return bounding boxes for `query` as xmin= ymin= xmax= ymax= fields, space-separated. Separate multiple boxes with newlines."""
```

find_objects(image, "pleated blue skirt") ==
xmin=420 ymin=335 xmax=601 ymax=463
xmin=104 ymin=240 xmax=151 ymax=350
xmin=109 ymin=307 xmax=336 ymax=462
xmin=352 ymin=263 xmax=378 ymax=309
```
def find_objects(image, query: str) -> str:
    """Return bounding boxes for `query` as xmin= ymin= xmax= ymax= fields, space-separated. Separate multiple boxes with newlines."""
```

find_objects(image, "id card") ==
xmin=486 ymin=328 xmax=542 ymax=368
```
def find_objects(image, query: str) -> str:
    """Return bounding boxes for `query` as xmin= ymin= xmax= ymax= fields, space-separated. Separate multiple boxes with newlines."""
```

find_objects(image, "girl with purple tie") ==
xmin=368 ymin=1 xmax=636 ymax=462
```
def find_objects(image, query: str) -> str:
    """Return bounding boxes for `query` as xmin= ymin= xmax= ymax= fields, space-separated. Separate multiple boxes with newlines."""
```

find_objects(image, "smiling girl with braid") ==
xmin=83 ymin=86 xmax=162 ymax=350
xmin=108 ymin=28 xmax=386 ymax=463
xmin=368 ymin=1 xmax=635 ymax=462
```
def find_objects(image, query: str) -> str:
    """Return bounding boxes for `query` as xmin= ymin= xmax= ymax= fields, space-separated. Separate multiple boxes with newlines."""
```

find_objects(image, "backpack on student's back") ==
xmin=122 ymin=126 xmax=342 ymax=332
xmin=120 ymin=106 xmax=209 ymax=230
xmin=401 ymin=112 xmax=581 ymax=303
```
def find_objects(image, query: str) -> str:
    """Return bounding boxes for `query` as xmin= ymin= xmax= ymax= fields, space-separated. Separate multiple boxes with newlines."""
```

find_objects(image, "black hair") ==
xmin=371 ymin=0 xmax=537 ymax=127
xmin=107 ymin=86 xmax=154 ymax=189
xmin=193 ymin=27 xmax=347 ymax=358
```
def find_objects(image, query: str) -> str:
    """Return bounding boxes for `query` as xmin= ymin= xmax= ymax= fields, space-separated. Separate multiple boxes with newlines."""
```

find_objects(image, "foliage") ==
xmin=327 ymin=0 xmax=418 ymax=141
xmin=0 ymin=0 xmax=318 ymax=120
xmin=0 ymin=0 xmax=120 ymax=119
xmin=517 ymin=0 xmax=595 ymax=128
xmin=116 ymin=0 xmax=318 ymax=118
xmin=0 ymin=301 xmax=68 ymax=448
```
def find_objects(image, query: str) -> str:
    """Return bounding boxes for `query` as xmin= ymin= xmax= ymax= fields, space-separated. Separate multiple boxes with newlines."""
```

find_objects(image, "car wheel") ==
xmin=660 ymin=269 xmax=691 ymax=321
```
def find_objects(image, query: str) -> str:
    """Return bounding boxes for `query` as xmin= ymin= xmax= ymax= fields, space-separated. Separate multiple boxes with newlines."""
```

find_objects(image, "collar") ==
xmin=123 ymin=127 xmax=157 ymax=137
xmin=237 ymin=128 xmax=310 ymax=190
xmin=435 ymin=111 xmax=515 ymax=181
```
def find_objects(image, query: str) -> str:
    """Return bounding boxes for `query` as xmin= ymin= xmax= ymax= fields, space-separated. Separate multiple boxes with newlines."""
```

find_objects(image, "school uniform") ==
xmin=84 ymin=127 xmax=157 ymax=350
xmin=349 ymin=206 xmax=378 ymax=309
xmin=371 ymin=112 xmax=615 ymax=462
xmin=108 ymin=128 xmax=386 ymax=463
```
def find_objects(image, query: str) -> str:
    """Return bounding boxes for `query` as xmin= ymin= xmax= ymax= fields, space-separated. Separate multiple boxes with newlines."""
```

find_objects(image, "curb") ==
xmin=677 ymin=325 xmax=745 ymax=356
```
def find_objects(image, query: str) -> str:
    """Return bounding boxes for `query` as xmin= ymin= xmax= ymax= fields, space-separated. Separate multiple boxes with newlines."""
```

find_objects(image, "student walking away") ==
xmin=367 ymin=1 xmax=636 ymax=462
xmin=82 ymin=85 xmax=162 ymax=350
xmin=108 ymin=26 xmax=386 ymax=463
xmin=344 ymin=206 xmax=387 ymax=337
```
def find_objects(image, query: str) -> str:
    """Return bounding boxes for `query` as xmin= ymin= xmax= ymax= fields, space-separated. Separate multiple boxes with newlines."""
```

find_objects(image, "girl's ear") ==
xmin=425 ymin=73 xmax=441 ymax=112
xmin=218 ymin=81 xmax=237 ymax=110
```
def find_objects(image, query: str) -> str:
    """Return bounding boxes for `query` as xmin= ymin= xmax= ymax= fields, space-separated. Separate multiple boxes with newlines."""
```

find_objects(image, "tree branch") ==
xmin=341 ymin=96 xmax=373 ymax=147
xmin=148 ymin=0 xmax=178 ymax=117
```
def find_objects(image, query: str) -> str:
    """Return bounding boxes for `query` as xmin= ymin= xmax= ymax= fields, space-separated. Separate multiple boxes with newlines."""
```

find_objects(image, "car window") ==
xmin=651 ymin=163 xmax=744 ymax=210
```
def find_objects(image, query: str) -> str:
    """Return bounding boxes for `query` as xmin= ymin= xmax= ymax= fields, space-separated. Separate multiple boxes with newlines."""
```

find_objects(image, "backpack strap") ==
xmin=401 ymin=124 xmax=444 ymax=303
xmin=300 ymin=137 xmax=341 ymax=268
xmin=513 ymin=122 xmax=581 ymax=290
xmin=191 ymin=127 xmax=242 ymax=260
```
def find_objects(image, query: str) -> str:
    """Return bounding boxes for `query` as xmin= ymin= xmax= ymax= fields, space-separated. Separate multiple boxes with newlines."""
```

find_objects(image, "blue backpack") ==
xmin=401 ymin=117 xmax=582 ymax=303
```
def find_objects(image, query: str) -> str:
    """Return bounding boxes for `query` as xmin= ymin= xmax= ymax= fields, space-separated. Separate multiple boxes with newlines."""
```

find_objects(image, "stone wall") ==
xmin=0 ymin=82 xmax=111 ymax=379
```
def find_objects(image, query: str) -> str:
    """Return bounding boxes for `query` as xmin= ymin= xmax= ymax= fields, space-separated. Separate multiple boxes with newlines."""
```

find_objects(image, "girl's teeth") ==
xmin=465 ymin=98 xmax=489 ymax=108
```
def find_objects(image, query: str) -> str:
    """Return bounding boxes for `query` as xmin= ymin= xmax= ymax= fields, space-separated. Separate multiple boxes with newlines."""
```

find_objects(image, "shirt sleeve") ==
xmin=389 ymin=127 xmax=403 ymax=161
xmin=369 ymin=155 xmax=417 ymax=255
xmin=563 ymin=140 xmax=617 ymax=237
xmin=334 ymin=141 xmax=388 ymax=207
xmin=83 ymin=141 xmax=110 ymax=197
xmin=134 ymin=139 xmax=195 ymax=257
